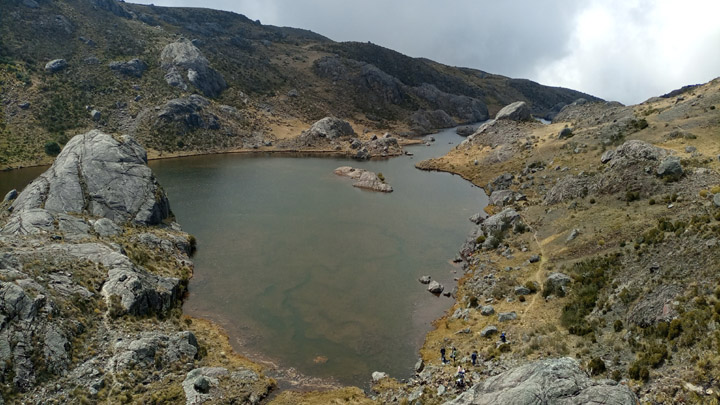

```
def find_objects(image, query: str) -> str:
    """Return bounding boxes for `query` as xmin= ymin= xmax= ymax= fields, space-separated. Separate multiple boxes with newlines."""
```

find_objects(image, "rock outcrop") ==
xmin=494 ymin=101 xmax=531 ymax=121
xmin=160 ymin=40 xmax=227 ymax=97
xmin=445 ymin=357 xmax=637 ymax=405
xmin=109 ymin=58 xmax=147 ymax=78
xmin=0 ymin=128 xmax=274 ymax=402
xmin=410 ymin=109 xmax=457 ymax=134
xmin=7 ymin=130 xmax=170 ymax=227
xmin=45 ymin=59 xmax=68 ymax=73
xmin=304 ymin=117 xmax=356 ymax=140
xmin=334 ymin=166 xmax=393 ymax=192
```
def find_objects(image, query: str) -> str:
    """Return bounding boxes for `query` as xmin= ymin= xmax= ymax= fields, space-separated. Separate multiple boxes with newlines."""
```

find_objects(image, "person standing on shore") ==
xmin=440 ymin=347 xmax=447 ymax=364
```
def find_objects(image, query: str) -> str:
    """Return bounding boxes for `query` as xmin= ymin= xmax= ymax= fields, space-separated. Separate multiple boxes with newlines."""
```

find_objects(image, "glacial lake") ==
xmin=0 ymin=128 xmax=487 ymax=389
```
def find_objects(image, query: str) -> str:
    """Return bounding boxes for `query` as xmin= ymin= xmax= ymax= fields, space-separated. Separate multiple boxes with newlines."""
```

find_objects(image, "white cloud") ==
xmin=535 ymin=0 xmax=720 ymax=103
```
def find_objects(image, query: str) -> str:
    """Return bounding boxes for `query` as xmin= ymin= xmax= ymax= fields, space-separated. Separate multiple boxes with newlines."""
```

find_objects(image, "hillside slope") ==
xmin=0 ymin=0 xmax=597 ymax=168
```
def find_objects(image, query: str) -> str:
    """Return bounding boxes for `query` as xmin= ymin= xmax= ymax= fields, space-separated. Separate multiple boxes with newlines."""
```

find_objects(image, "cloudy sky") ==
xmin=131 ymin=0 xmax=720 ymax=104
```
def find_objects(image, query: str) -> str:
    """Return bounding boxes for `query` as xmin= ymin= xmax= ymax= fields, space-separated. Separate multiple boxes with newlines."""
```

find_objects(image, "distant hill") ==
xmin=0 ymin=0 xmax=599 ymax=168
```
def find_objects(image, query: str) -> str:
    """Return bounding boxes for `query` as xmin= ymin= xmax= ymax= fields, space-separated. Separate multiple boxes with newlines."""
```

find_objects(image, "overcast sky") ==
xmin=131 ymin=0 xmax=720 ymax=104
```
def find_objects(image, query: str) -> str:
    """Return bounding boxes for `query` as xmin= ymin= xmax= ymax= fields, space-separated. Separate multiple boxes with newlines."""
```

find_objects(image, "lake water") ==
xmin=0 ymin=128 xmax=487 ymax=389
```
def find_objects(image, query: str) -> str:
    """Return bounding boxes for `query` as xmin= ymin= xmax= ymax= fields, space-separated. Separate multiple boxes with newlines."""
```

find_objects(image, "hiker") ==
xmin=471 ymin=351 xmax=478 ymax=366
xmin=440 ymin=347 xmax=447 ymax=364
xmin=456 ymin=366 xmax=466 ymax=388
xmin=450 ymin=347 xmax=457 ymax=364
xmin=500 ymin=332 xmax=506 ymax=343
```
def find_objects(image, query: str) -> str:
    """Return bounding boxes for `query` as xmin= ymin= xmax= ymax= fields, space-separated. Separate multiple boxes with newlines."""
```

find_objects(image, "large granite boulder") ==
xmin=45 ymin=59 xmax=68 ymax=73
xmin=160 ymin=40 xmax=227 ymax=97
xmin=495 ymin=101 xmax=531 ymax=121
xmin=445 ymin=357 xmax=637 ymax=405
xmin=304 ymin=117 xmax=356 ymax=139
xmin=8 ymin=130 xmax=170 ymax=226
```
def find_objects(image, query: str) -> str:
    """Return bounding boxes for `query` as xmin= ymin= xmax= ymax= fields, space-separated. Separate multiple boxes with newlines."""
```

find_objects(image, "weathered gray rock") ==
xmin=7 ymin=130 xmax=170 ymax=226
xmin=656 ymin=156 xmax=683 ymax=179
xmin=45 ymin=59 xmax=68 ymax=73
xmin=514 ymin=286 xmax=531 ymax=296
xmin=480 ymin=325 xmax=498 ymax=337
xmin=108 ymin=331 xmax=198 ymax=371
xmin=22 ymin=0 xmax=39 ymax=8
xmin=183 ymin=367 xmax=226 ymax=404
xmin=372 ymin=371 xmax=389 ymax=383
xmin=489 ymin=190 xmax=525 ymax=207
xmin=427 ymin=281 xmax=444 ymax=294
xmin=714 ymin=193 xmax=720 ymax=207
xmin=566 ymin=228 xmax=580 ymax=242
xmin=102 ymin=267 xmax=180 ymax=316
xmin=419 ymin=275 xmax=432 ymax=284
xmin=109 ymin=58 xmax=147 ymax=78
xmin=456 ymin=125 xmax=476 ymax=136
xmin=90 ymin=109 xmax=101 ymax=121
xmin=3 ymin=189 xmax=18 ymax=203
xmin=487 ymin=173 xmax=514 ymax=193
xmin=305 ymin=117 xmax=356 ymax=139
xmin=608 ymin=139 xmax=667 ymax=168
xmin=334 ymin=167 xmax=392 ymax=192
xmin=529 ymin=254 xmax=540 ymax=263
xmin=2 ymin=208 xmax=55 ymax=235
xmin=545 ymin=273 xmax=571 ymax=297
xmin=57 ymin=213 xmax=91 ymax=241
xmin=600 ymin=149 xmax=615 ymax=164
xmin=415 ymin=358 xmax=425 ymax=373
xmin=444 ymin=357 xmax=637 ymax=405
xmin=481 ymin=305 xmax=495 ymax=316
xmin=481 ymin=208 xmax=520 ymax=235
xmin=498 ymin=311 xmax=517 ymax=322
xmin=93 ymin=218 xmax=121 ymax=237
xmin=160 ymin=40 xmax=227 ymax=97
xmin=158 ymin=95 xmax=219 ymax=130
xmin=495 ymin=101 xmax=531 ymax=121
xmin=558 ymin=127 xmax=574 ymax=139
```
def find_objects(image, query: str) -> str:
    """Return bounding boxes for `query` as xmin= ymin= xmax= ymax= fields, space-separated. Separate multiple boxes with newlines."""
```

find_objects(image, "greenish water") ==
xmin=149 ymin=129 xmax=486 ymax=388
xmin=0 ymin=129 xmax=487 ymax=389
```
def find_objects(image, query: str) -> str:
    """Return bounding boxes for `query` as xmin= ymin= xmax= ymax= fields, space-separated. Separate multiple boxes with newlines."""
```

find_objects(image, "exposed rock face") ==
xmin=91 ymin=0 xmax=132 ymax=18
xmin=45 ymin=59 xmax=68 ymax=73
xmin=7 ymin=130 xmax=170 ymax=227
xmin=334 ymin=166 xmax=393 ymax=192
xmin=495 ymin=101 xmax=531 ymax=121
xmin=410 ymin=109 xmax=456 ymax=134
xmin=456 ymin=125 xmax=476 ymax=136
xmin=412 ymin=83 xmax=489 ymax=124
xmin=445 ymin=357 xmax=637 ymax=405
xmin=158 ymin=95 xmax=220 ymax=130
xmin=109 ymin=58 xmax=147 ymax=78
xmin=160 ymin=40 xmax=227 ymax=97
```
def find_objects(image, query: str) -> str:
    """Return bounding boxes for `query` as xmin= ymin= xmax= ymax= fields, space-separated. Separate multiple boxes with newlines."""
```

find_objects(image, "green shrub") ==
xmin=587 ymin=357 xmax=606 ymax=376
xmin=560 ymin=255 xmax=620 ymax=335
xmin=613 ymin=320 xmax=624 ymax=332
xmin=44 ymin=141 xmax=61 ymax=156
xmin=625 ymin=191 xmax=640 ymax=202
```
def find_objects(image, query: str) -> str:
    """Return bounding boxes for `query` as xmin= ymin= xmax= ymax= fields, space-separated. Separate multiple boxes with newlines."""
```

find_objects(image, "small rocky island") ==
xmin=334 ymin=166 xmax=393 ymax=192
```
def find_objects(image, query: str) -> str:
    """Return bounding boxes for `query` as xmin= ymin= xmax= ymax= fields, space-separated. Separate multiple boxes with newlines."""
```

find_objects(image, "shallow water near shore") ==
xmin=0 ymin=128 xmax=487 ymax=389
